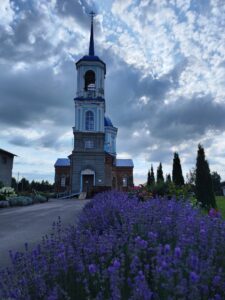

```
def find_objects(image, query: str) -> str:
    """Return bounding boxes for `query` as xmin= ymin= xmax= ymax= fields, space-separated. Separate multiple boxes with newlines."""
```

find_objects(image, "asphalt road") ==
xmin=0 ymin=198 xmax=89 ymax=268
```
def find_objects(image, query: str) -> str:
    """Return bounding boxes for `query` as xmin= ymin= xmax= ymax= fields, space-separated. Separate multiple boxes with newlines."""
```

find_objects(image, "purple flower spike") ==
xmin=135 ymin=236 xmax=148 ymax=249
xmin=174 ymin=246 xmax=181 ymax=258
xmin=88 ymin=264 xmax=97 ymax=274
xmin=190 ymin=271 xmax=199 ymax=283
xmin=165 ymin=244 xmax=171 ymax=253
xmin=113 ymin=259 xmax=121 ymax=269
xmin=1 ymin=191 xmax=225 ymax=299
xmin=213 ymin=275 xmax=221 ymax=286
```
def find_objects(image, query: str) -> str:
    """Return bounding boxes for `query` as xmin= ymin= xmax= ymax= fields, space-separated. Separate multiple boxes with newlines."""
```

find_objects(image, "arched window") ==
xmin=84 ymin=70 xmax=95 ymax=91
xmin=85 ymin=111 xmax=94 ymax=131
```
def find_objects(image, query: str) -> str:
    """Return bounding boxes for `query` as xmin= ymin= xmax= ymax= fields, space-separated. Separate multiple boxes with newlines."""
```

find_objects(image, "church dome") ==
xmin=104 ymin=116 xmax=113 ymax=127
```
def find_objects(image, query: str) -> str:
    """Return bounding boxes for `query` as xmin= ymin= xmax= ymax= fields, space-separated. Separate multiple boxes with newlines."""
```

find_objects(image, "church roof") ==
xmin=104 ymin=116 xmax=113 ymax=127
xmin=54 ymin=158 xmax=70 ymax=167
xmin=76 ymin=55 xmax=106 ymax=73
xmin=116 ymin=159 xmax=134 ymax=167
xmin=89 ymin=11 xmax=95 ymax=56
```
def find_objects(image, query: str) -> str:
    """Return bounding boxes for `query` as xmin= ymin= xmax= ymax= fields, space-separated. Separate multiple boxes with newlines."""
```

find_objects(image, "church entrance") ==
xmin=81 ymin=169 xmax=95 ymax=196
xmin=82 ymin=175 xmax=94 ymax=196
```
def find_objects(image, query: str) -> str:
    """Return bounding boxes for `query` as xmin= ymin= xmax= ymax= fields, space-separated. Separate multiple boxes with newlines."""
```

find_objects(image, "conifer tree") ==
xmin=147 ymin=170 xmax=151 ymax=186
xmin=150 ymin=165 xmax=155 ymax=184
xmin=172 ymin=152 xmax=184 ymax=186
xmin=157 ymin=163 xmax=164 ymax=183
xmin=195 ymin=144 xmax=216 ymax=209
xmin=166 ymin=174 xmax=172 ymax=183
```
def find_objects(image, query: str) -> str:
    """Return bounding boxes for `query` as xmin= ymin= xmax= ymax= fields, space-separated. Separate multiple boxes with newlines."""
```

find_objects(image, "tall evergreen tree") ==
xmin=211 ymin=171 xmax=222 ymax=196
xmin=195 ymin=144 xmax=216 ymax=209
xmin=147 ymin=170 xmax=151 ymax=186
xmin=150 ymin=165 xmax=155 ymax=184
xmin=157 ymin=163 xmax=164 ymax=183
xmin=172 ymin=152 xmax=184 ymax=186
xmin=166 ymin=174 xmax=172 ymax=183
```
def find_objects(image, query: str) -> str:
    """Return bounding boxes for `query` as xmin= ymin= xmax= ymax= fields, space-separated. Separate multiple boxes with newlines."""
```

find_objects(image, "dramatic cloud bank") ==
xmin=1 ymin=0 xmax=225 ymax=183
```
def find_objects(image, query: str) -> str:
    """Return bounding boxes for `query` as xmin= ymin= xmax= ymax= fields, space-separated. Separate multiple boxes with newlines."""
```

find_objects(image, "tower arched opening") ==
xmin=84 ymin=70 xmax=96 ymax=91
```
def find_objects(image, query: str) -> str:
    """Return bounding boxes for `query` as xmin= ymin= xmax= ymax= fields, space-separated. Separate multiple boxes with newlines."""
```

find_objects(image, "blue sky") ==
xmin=0 ymin=0 xmax=225 ymax=184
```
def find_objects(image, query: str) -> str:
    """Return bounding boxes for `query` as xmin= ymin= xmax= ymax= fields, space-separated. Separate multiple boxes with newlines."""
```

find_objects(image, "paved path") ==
xmin=0 ymin=198 xmax=89 ymax=268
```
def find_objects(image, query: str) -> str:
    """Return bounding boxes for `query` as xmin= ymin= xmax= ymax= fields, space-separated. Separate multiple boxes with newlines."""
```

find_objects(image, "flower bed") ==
xmin=0 ymin=191 xmax=225 ymax=299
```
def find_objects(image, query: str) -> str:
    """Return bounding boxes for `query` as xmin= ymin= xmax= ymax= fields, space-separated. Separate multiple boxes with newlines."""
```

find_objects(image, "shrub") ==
xmin=0 ymin=186 xmax=17 ymax=199
xmin=128 ymin=185 xmax=151 ymax=200
xmin=8 ymin=196 xmax=33 ymax=207
xmin=0 ymin=191 xmax=225 ymax=299
xmin=33 ymin=194 xmax=47 ymax=203
xmin=147 ymin=181 xmax=168 ymax=196
xmin=0 ymin=194 xmax=6 ymax=200
xmin=0 ymin=201 xmax=9 ymax=208
xmin=167 ymin=182 xmax=192 ymax=199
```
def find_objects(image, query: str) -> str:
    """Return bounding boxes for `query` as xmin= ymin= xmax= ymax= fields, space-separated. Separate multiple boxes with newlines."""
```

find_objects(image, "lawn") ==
xmin=216 ymin=196 xmax=225 ymax=218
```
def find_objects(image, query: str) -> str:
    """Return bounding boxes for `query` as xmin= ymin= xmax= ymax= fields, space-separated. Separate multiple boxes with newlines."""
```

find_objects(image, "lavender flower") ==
xmin=0 ymin=191 xmax=225 ymax=300
xmin=190 ymin=271 xmax=199 ymax=283
xmin=174 ymin=246 xmax=181 ymax=258
xmin=88 ymin=263 xmax=97 ymax=274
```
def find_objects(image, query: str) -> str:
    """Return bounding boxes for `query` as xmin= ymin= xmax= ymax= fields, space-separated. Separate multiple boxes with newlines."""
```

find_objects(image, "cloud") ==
xmin=1 ymin=0 xmax=225 ymax=183
xmin=0 ymin=59 xmax=74 ymax=128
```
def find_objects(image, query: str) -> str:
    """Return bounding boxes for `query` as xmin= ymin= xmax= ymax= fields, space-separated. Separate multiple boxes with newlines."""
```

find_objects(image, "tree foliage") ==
xmin=11 ymin=177 xmax=54 ymax=193
xmin=166 ymin=174 xmax=172 ymax=183
xmin=211 ymin=171 xmax=222 ymax=196
xmin=150 ymin=165 xmax=155 ymax=184
xmin=147 ymin=165 xmax=155 ymax=186
xmin=172 ymin=152 xmax=184 ymax=186
xmin=157 ymin=163 xmax=164 ymax=183
xmin=147 ymin=170 xmax=151 ymax=186
xmin=186 ymin=169 xmax=196 ymax=186
xmin=195 ymin=144 xmax=216 ymax=209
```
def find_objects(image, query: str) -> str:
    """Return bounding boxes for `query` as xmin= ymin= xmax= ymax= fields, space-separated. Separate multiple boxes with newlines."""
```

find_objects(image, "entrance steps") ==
xmin=57 ymin=192 xmax=87 ymax=200
xmin=60 ymin=192 xmax=79 ymax=199
xmin=78 ymin=192 xmax=87 ymax=200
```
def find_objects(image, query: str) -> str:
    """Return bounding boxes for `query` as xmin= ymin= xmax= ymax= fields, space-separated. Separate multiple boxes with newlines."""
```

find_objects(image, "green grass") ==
xmin=216 ymin=196 xmax=225 ymax=219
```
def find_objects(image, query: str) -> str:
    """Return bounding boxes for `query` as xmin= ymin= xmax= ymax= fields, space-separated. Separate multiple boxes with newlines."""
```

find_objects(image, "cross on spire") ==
xmin=89 ymin=11 xmax=95 ymax=56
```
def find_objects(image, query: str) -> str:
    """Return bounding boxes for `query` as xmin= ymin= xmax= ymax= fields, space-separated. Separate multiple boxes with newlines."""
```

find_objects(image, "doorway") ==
xmin=82 ymin=174 xmax=94 ymax=196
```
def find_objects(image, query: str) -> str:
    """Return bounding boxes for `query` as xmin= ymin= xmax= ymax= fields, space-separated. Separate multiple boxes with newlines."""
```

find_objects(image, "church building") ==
xmin=54 ymin=14 xmax=134 ymax=196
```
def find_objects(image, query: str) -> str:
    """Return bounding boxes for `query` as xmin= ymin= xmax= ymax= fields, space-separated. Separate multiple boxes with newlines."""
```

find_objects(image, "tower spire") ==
xmin=89 ymin=11 xmax=95 ymax=56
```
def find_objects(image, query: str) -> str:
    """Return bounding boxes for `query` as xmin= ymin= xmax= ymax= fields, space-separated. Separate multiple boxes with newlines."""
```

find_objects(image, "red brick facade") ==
xmin=54 ymin=153 xmax=133 ymax=195
xmin=54 ymin=166 xmax=70 ymax=193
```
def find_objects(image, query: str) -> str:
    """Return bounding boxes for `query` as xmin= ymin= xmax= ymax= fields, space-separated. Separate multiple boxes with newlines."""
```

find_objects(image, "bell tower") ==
xmin=76 ymin=12 xmax=105 ymax=100
xmin=55 ymin=12 xmax=134 ymax=195
xmin=70 ymin=12 xmax=109 ymax=194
